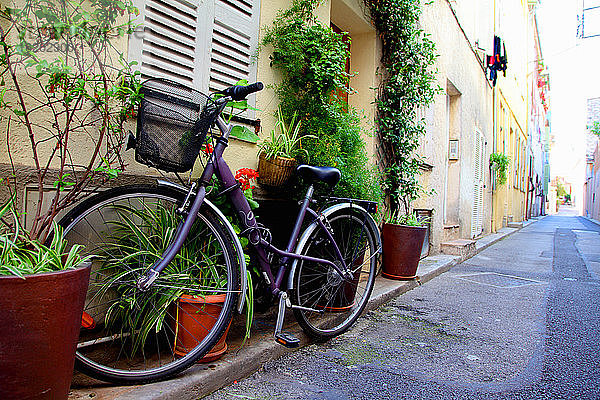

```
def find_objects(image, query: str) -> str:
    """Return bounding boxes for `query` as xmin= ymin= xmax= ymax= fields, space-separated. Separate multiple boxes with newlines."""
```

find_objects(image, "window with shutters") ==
xmin=471 ymin=130 xmax=485 ymax=238
xmin=129 ymin=0 xmax=260 ymax=113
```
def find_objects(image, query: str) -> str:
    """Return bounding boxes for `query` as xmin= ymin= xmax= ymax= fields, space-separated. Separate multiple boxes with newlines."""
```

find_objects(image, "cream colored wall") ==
xmin=414 ymin=0 xmax=493 ymax=250
xmin=0 ymin=11 xmax=156 ymax=178
xmin=253 ymin=0 xmax=380 ymax=176
xmin=330 ymin=0 xmax=379 ymax=160
xmin=490 ymin=0 xmax=529 ymax=228
xmin=3 ymin=0 xmax=380 ymax=190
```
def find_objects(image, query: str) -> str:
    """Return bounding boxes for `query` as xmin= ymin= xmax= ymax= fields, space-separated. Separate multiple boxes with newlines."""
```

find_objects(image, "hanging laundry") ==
xmin=487 ymin=36 xmax=508 ymax=86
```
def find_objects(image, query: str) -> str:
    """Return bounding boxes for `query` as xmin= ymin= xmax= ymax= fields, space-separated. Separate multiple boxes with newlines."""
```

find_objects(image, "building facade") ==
xmin=1 ymin=0 xmax=551 ymax=254
xmin=583 ymin=98 xmax=600 ymax=221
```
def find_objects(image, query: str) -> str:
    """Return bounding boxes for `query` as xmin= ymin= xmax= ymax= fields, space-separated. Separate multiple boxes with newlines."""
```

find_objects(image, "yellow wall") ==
xmin=234 ymin=0 xmax=379 ymax=175
xmin=2 ymin=0 xmax=380 ymax=183
xmin=491 ymin=0 xmax=529 ymax=230
xmin=492 ymin=92 xmax=528 ymax=230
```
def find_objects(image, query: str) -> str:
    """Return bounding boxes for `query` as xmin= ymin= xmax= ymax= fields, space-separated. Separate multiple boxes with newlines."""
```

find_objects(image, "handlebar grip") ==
xmin=222 ymin=82 xmax=264 ymax=100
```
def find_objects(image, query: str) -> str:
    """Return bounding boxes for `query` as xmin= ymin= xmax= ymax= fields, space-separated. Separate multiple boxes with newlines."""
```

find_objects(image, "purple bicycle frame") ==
xmin=138 ymin=115 xmax=349 ymax=296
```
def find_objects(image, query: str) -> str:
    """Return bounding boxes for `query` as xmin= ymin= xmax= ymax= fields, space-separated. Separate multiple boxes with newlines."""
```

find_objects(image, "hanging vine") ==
xmin=363 ymin=0 xmax=440 ymax=217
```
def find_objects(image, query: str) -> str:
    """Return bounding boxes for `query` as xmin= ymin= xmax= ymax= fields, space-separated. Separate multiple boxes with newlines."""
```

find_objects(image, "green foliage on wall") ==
xmin=261 ymin=0 xmax=382 ymax=202
xmin=363 ymin=0 xmax=440 ymax=217
xmin=589 ymin=121 xmax=600 ymax=136
xmin=489 ymin=152 xmax=509 ymax=186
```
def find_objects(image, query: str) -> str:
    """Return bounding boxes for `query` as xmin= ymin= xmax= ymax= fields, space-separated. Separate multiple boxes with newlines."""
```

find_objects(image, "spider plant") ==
xmin=259 ymin=107 xmax=316 ymax=161
xmin=94 ymin=201 xmax=250 ymax=357
xmin=0 ymin=198 xmax=89 ymax=277
xmin=384 ymin=211 xmax=430 ymax=227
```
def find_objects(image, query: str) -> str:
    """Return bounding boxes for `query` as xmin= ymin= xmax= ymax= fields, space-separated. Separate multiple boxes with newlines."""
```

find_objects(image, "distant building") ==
xmin=583 ymin=98 xmax=600 ymax=221
xmin=526 ymin=8 xmax=551 ymax=218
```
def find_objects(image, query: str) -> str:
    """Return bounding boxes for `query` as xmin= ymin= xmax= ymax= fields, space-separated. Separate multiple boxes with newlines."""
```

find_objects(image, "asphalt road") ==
xmin=204 ymin=209 xmax=600 ymax=400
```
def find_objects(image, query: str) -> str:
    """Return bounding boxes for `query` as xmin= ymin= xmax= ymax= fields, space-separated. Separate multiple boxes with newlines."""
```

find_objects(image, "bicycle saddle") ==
xmin=297 ymin=165 xmax=341 ymax=186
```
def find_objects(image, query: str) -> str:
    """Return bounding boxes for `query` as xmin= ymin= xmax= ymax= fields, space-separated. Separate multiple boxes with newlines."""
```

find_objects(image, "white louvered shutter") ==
xmin=208 ymin=0 xmax=260 ymax=118
xmin=209 ymin=0 xmax=259 ymax=92
xmin=130 ymin=0 xmax=260 ymax=101
xmin=129 ymin=0 xmax=212 ymax=88
xmin=471 ymin=131 xmax=485 ymax=238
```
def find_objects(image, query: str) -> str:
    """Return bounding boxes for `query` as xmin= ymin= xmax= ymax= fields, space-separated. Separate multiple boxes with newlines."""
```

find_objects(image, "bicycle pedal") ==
xmin=275 ymin=332 xmax=300 ymax=348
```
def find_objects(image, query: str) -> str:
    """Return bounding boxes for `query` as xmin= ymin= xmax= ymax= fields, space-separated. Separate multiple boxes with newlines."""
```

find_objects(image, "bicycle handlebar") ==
xmin=221 ymin=82 xmax=264 ymax=101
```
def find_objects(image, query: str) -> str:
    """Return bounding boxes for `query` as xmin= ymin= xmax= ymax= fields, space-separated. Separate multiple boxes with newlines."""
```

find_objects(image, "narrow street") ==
xmin=205 ymin=210 xmax=600 ymax=400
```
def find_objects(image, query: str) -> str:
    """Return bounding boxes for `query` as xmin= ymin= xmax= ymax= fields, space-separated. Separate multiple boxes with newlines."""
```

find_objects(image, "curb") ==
xmin=582 ymin=216 xmax=600 ymax=228
xmin=69 ymin=217 xmax=541 ymax=400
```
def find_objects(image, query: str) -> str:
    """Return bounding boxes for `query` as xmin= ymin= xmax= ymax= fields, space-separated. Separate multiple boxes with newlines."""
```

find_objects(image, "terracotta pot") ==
xmin=173 ymin=294 xmax=231 ymax=363
xmin=328 ymin=251 xmax=366 ymax=311
xmin=257 ymin=152 xmax=297 ymax=187
xmin=382 ymin=223 xmax=427 ymax=280
xmin=0 ymin=265 xmax=91 ymax=400
xmin=309 ymin=251 xmax=365 ymax=312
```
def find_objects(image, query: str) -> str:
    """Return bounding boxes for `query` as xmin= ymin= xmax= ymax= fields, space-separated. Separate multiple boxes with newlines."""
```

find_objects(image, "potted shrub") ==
xmin=95 ymin=169 xmax=257 ymax=364
xmin=381 ymin=213 xmax=428 ymax=280
xmin=258 ymin=108 xmax=315 ymax=187
xmin=0 ymin=200 xmax=91 ymax=399
xmin=0 ymin=0 xmax=139 ymax=397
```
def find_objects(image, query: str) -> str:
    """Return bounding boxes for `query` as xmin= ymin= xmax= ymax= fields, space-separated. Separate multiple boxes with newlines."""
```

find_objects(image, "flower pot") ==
xmin=307 ymin=251 xmax=365 ymax=312
xmin=0 ymin=265 xmax=91 ymax=400
xmin=382 ymin=223 xmax=427 ymax=280
xmin=322 ymin=251 xmax=365 ymax=311
xmin=257 ymin=152 xmax=297 ymax=187
xmin=173 ymin=294 xmax=231 ymax=363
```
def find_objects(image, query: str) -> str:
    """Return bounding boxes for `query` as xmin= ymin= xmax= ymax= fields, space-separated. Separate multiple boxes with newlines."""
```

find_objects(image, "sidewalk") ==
xmin=69 ymin=218 xmax=540 ymax=400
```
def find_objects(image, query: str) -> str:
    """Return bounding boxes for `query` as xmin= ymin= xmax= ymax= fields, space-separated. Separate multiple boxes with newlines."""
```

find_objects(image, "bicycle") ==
xmin=59 ymin=79 xmax=382 ymax=384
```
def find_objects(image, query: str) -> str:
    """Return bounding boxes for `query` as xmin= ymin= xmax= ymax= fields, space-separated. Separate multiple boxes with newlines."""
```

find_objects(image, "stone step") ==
xmin=507 ymin=221 xmax=523 ymax=228
xmin=441 ymin=239 xmax=477 ymax=258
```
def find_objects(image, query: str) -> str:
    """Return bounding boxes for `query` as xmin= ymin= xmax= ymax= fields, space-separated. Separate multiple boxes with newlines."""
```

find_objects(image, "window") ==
xmin=129 ymin=0 xmax=260 ymax=98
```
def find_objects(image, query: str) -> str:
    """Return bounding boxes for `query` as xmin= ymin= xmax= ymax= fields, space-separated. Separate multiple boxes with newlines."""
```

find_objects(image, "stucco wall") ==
xmin=1 ymin=0 xmax=381 ymax=217
xmin=414 ymin=0 xmax=493 ymax=250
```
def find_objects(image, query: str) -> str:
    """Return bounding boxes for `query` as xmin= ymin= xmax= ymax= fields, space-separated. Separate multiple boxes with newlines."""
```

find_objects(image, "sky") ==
xmin=537 ymin=0 xmax=600 ymax=212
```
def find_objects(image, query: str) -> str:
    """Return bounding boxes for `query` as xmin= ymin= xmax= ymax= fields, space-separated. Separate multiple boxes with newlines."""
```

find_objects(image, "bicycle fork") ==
xmin=136 ymin=183 xmax=208 ymax=290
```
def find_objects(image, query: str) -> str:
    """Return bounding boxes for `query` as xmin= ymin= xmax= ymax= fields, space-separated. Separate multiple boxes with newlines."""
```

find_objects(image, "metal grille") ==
xmin=455 ymin=273 xmax=546 ymax=288
xmin=135 ymin=79 xmax=217 ymax=173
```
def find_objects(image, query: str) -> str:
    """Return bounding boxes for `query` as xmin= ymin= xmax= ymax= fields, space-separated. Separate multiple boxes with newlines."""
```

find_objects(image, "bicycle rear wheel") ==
xmin=291 ymin=206 xmax=379 ymax=339
xmin=59 ymin=184 xmax=239 ymax=384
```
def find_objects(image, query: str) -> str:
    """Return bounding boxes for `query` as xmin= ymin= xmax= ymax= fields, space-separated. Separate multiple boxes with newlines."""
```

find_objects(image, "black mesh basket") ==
xmin=135 ymin=79 xmax=218 ymax=173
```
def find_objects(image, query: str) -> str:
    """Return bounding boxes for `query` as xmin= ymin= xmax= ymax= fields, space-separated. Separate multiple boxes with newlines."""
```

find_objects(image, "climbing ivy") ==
xmin=261 ymin=0 xmax=382 ymax=202
xmin=363 ymin=0 xmax=440 ymax=217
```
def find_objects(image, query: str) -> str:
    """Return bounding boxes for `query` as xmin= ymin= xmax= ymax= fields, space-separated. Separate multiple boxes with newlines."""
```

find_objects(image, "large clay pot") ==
xmin=174 ymin=294 xmax=231 ymax=363
xmin=257 ymin=152 xmax=297 ymax=187
xmin=0 ymin=265 xmax=91 ymax=400
xmin=382 ymin=223 xmax=427 ymax=280
xmin=323 ymin=251 xmax=365 ymax=311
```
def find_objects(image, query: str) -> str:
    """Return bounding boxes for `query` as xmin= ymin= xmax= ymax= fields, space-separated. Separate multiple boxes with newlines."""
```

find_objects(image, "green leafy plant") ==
xmin=384 ymin=210 xmax=429 ymax=227
xmin=259 ymin=108 xmax=315 ymax=160
xmin=0 ymin=0 xmax=142 ymax=243
xmin=261 ymin=0 xmax=382 ymax=203
xmin=363 ymin=0 xmax=440 ymax=216
xmin=222 ymin=80 xmax=260 ymax=143
xmin=97 ymin=199 xmax=254 ymax=357
xmin=588 ymin=121 xmax=600 ymax=136
xmin=490 ymin=152 xmax=509 ymax=186
xmin=0 ymin=198 xmax=89 ymax=277
xmin=95 ymin=168 xmax=260 ymax=356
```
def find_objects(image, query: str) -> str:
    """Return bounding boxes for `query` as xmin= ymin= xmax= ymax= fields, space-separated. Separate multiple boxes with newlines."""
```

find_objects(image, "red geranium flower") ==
xmin=235 ymin=168 xmax=259 ymax=191
xmin=202 ymin=143 xmax=214 ymax=155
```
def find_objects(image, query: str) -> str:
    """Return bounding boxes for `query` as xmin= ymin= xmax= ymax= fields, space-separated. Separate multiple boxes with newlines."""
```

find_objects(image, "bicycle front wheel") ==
xmin=59 ymin=184 xmax=239 ymax=384
xmin=291 ymin=206 xmax=379 ymax=339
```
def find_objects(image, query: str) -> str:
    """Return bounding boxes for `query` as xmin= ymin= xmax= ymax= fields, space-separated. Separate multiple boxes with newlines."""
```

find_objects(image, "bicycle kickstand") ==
xmin=274 ymin=292 xmax=300 ymax=348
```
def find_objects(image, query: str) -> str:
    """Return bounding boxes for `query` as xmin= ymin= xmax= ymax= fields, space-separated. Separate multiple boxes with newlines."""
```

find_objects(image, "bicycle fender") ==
xmin=157 ymin=180 xmax=248 ymax=314
xmin=286 ymin=202 xmax=382 ymax=291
